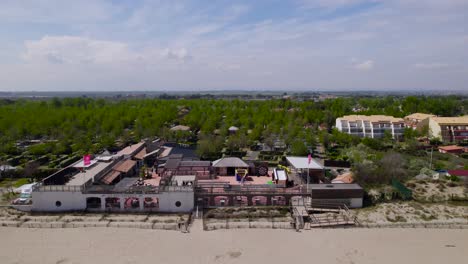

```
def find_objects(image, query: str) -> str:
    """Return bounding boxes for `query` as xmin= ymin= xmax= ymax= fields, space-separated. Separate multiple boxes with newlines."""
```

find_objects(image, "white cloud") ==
xmin=22 ymin=36 xmax=134 ymax=65
xmin=298 ymin=0 xmax=381 ymax=10
xmin=413 ymin=63 xmax=450 ymax=70
xmin=161 ymin=48 xmax=192 ymax=61
xmin=0 ymin=0 xmax=120 ymax=24
xmin=2 ymin=0 xmax=468 ymax=91
xmin=216 ymin=63 xmax=241 ymax=72
xmin=353 ymin=60 xmax=374 ymax=71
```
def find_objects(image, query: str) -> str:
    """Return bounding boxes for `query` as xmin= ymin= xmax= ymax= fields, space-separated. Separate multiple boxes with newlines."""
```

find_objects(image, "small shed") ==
xmin=286 ymin=156 xmax=325 ymax=184
xmin=213 ymin=157 xmax=249 ymax=176
xmin=228 ymin=126 xmax=239 ymax=134
xmin=438 ymin=145 xmax=465 ymax=154
xmin=273 ymin=168 xmax=288 ymax=187
xmin=170 ymin=125 xmax=191 ymax=132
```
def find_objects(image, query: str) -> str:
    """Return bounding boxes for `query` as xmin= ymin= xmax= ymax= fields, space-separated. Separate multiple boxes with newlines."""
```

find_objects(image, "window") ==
xmin=175 ymin=201 xmax=181 ymax=207
xmin=55 ymin=201 xmax=62 ymax=207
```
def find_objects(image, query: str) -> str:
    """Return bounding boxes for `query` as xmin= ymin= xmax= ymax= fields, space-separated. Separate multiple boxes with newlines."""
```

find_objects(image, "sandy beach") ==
xmin=1 ymin=225 xmax=467 ymax=264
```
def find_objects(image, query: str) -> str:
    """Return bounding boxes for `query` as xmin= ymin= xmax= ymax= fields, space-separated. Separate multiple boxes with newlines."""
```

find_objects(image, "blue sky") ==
xmin=0 ymin=0 xmax=467 ymax=91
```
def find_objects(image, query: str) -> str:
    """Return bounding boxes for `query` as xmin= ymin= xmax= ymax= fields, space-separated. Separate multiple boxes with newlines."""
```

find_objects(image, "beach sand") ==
xmin=1 ymin=225 xmax=467 ymax=264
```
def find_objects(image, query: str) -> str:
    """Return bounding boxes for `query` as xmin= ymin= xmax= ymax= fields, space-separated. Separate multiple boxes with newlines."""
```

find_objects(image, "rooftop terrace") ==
xmin=66 ymin=161 xmax=114 ymax=186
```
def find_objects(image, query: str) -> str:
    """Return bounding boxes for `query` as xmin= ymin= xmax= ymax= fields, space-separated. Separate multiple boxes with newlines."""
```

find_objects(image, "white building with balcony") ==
xmin=335 ymin=115 xmax=405 ymax=139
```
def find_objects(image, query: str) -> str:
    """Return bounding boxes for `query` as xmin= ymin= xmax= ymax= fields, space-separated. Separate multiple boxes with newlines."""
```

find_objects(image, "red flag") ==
xmin=308 ymin=153 xmax=312 ymax=165
xmin=83 ymin=154 xmax=91 ymax=166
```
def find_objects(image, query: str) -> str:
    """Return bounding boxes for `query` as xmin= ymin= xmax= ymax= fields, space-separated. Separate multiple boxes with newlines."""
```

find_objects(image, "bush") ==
xmin=59 ymin=156 xmax=80 ymax=168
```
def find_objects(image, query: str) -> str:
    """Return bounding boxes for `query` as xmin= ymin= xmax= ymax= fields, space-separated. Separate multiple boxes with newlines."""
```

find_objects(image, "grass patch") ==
xmin=0 ymin=178 xmax=30 ymax=188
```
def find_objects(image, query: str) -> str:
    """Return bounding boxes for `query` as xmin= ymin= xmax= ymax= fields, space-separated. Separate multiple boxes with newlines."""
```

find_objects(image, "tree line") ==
xmin=0 ymin=95 xmax=466 ymax=158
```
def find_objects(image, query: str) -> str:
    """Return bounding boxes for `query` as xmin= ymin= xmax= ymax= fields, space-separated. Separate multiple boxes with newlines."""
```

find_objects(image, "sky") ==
xmin=0 ymin=0 xmax=467 ymax=92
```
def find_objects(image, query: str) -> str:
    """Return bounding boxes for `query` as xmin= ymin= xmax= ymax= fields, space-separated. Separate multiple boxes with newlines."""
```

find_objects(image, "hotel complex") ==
xmin=404 ymin=113 xmax=436 ymax=129
xmin=422 ymin=116 xmax=468 ymax=143
xmin=335 ymin=115 xmax=405 ymax=139
xmin=335 ymin=113 xmax=468 ymax=144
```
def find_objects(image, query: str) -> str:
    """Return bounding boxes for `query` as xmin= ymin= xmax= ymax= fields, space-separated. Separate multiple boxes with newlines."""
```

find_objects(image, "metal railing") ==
xmin=33 ymin=184 xmax=83 ymax=192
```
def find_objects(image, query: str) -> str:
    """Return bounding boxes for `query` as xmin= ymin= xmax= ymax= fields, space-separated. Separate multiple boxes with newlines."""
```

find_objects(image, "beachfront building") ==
xmin=419 ymin=116 xmax=468 ymax=143
xmin=24 ymin=142 xmax=195 ymax=213
xmin=18 ymin=144 xmax=364 ymax=213
xmin=404 ymin=113 xmax=436 ymax=130
xmin=335 ymin=115 xmax=405 ymax=140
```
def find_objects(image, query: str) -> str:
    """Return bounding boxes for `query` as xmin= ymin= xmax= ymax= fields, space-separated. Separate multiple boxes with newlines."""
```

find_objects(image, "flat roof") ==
xmin=165 ymin=159 xmax=181 ymax=169
xmin=116 ymin=142 xmax=145 ymax=156
xmin=96 ymin=156 xmax=113 ymax=162
xmin=274 ymin=169 xmax=287 ymax=181
xmin=67 ymin=161 xmax=113 ymax=186
xmin=431 ymin=116 xmax=468 ymax=125
xmin=180 ymin=160 xmax=211 ymax=167
xmin=286 ymin=156 xmax=324 ymax=170
xmin=309 ymin=183 xmax=362 ymax=190
xmin=338 ymin=115 xmax=404 ymax=123
xmin=405 ymin=113 xmax=435 ymax=120
xmin=72 ymin=159 xmax=98 ymax=168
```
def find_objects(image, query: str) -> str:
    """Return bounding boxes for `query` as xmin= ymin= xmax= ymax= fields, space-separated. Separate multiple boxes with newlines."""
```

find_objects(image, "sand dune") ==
xmin=1 ymin=225 xmax=467 ymax=264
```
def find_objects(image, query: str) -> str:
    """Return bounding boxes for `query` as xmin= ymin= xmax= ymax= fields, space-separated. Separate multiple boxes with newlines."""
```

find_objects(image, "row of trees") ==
xmin=0 ymin=95 xmax=466 ymax=159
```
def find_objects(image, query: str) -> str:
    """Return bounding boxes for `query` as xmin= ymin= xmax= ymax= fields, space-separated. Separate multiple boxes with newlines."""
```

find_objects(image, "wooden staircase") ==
xmin=290 ymin=197 xmax=357 ymax=229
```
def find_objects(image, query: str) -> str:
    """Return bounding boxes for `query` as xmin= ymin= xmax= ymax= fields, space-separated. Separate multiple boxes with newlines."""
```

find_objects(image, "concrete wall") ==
xmin=32 ymin=191 xmax=86 ymax=212
xmin=313 ymin=198 xmax=363 ymax=208
xmin=336 ymin=118 xmax=343 ymax=131
xmin=428 ymin=118 xmax=442 ymax=139
xmin=158 ymin=191 xmax=194 ymax=212
xmin=31 ymin=190 xmax=194 ymax=213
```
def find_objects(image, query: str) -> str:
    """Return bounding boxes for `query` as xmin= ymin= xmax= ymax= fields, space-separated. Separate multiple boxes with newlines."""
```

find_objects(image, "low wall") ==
xmin=204 ymin=221 xmax=293 ymax=231
xmin=0 ymin=220 xmax=181 ymax=230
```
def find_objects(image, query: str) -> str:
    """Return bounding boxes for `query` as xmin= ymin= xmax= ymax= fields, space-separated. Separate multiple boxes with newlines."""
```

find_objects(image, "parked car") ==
xmin=14 ymin=193 xmax=31 ymax=205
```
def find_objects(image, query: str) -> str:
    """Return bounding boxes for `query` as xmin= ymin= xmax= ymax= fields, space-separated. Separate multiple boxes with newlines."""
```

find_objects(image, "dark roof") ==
xmin=113 ymin=159 xmax=137 ymax=173
xmin=180 ymin=160 xmax=211 ymax=167
xmin=101 ymin=171 xmax=121 ymax=185
xmin=164 ymin=158 xmax=181 ymax=169
xmin=309 ymin=183 xmax=363 ymax=190
xmin=113 ymin=177 xmax=139 ymax=192
xmin=168 ymin=154 xmax=184 ymax=159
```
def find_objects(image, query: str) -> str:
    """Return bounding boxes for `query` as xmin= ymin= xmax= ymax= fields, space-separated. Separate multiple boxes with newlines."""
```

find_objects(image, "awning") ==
xmin=212 ymin=157 xmax=249 ymax=168
xmin=101 ymin=171 xmax=121 ymax=185
xmin=285 ymin=156 xmax=324 ymax=170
